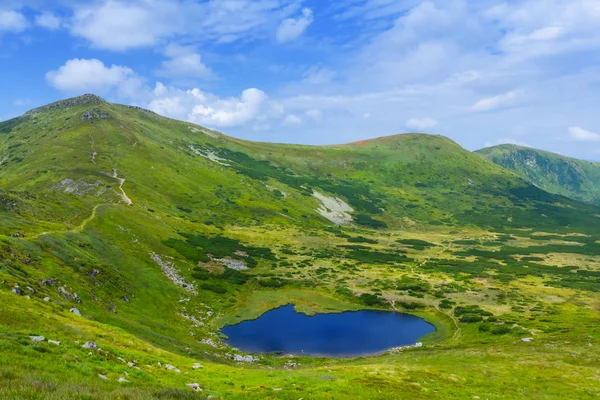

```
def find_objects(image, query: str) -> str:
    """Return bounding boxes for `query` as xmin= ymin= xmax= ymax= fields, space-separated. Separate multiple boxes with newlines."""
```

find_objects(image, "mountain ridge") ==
xmin=476 ymin=143 xmax=600 ymax=206
xmin=1 ymin=95 xmax=599 ymax=398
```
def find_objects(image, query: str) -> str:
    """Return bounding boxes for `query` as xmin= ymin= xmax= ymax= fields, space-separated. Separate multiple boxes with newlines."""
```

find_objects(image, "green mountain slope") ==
xmin=476 ymin=144 xmax=600 ymax=206
xmin=0 ymin=95 xmax=599 ymax=399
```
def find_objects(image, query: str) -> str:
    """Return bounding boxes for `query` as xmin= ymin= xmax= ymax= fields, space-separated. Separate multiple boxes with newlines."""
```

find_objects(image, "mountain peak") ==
xmin=25 ymin=94 xmax=107 ymax=115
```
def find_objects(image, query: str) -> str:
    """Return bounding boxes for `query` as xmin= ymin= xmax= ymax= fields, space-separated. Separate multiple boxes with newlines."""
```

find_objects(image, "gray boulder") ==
xmin=70 ymin=307 xmax=81 ymax=316
xmin=82 ymin=341 xmax=99 ymax=350
xmin=29 ymin=336 xmax=45 ymax=342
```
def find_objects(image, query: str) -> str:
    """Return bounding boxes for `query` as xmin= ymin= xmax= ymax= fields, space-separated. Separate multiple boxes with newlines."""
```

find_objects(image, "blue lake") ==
xmin=222 ymin=305 xmax=436 ymax=357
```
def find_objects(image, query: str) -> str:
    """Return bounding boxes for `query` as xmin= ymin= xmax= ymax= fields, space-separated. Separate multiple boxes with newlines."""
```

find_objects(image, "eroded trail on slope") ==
xmin=31 ymin=203 xmax=107 ymax=239
xmin=112 ymin=168 xmax=133 ymax=205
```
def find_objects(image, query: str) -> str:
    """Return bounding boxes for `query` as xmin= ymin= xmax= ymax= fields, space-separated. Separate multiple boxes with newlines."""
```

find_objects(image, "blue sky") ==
xmin=1 ymin=0 xmax=600 ymax=159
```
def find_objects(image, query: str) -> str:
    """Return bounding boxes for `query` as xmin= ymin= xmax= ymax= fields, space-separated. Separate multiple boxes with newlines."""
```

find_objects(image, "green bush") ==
xmin=492 ymin=326 xmax=512 ymax=335
xmin=459 ymin=314 xmax=483 ymax=323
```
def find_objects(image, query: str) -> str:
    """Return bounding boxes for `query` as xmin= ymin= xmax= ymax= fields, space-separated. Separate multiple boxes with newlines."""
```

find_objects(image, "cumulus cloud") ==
xmin=71 ymin=1 xmax=175 ymax=51
xmin=157 ymin=44 xmax=211 ymax=78
xmin=276 ymin=8 xmax=313 ymax=43
xmin=46 ymin=59 xmax=140 ymax=94
xmin=35 ymin=13 xmax=62 ymax=30
xmin=149 ymin=83 xmax=284 ymax=128
xmin=471 ymin=91 xmax=520 ymax=112
xmin=569 ymin=126 xmax=600 ymax=142
xmin=0 ymin=10 xmax=28 ymax=32
xmin=405 ymin=117 xmax=438 ymax=131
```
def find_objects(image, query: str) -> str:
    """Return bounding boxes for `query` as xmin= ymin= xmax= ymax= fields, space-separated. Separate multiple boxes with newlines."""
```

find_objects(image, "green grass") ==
xmin=0 ymin=95 xmax=599 ymax=398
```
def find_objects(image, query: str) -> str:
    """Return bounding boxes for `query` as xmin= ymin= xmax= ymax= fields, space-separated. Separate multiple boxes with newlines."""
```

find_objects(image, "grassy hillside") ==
xmin=476 ymin=144 xmax=600 ymax=206
xmin=0 ymin=95 xmax=599 ymax=399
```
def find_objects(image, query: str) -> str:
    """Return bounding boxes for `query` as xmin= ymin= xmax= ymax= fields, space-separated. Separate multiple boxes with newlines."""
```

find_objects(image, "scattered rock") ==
xmin=127 ymin=362 xmax=136 ymax=368
xmin=43 ymin=297 xmax=51 ymax=302
xmin=70 ymin=307 xmax=81 ymax=316
xmin=150 ymin=253 xmax=197 ymax=294
xmin=312 ymin=190 xmax=354 ymax=226
xmin=232 ymin=354 xmax=258 ymax=363
xmin=82 ymin=341 xmax=99 ymax=350
xmin=118 ymin=377 xmax=130 ymax=383
xmin=81 ymin=108 xmax=111 ymax=122
xmin=215 ymin=257 xmax=248 ymax=271
xmin=165 ymin=364 xmax=181 ymax=373
xmin=29 ymin=336 xmax=45 ymax=342
xmin=98 ymin=374 xmax=108 ymax=380
xmin=192 ymin=363 xmax=204 ymax=369
xmin=187 ymin=383 xmax=202 ymax=392
xmin=42 ymin=278 xmax=57 ymax=287
xmin=26 ymin=286 xmax=35 ymax=294
xmin=120 ymin=296 xmax=130 ymax=303
xmin=273 ymin=388 xmax=283 ymax=391
xmin=11 ymin=285 xmax=22 ymax=295
xmin=48 ymin=340 xmax=61 ymax=346
xmin=522 ymin=337 xmax=534 ymax=342
xmin=201 ymin=338 xmax=219 ymax=348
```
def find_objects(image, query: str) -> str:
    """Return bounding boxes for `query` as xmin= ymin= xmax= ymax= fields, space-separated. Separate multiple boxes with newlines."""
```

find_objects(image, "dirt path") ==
xmin=435 ymin=304 xmax=461 ymax=341
xmin=89 ymin=129 xmax=97 ymax=164
xmin=31 ymin=203 xmax=107 ymax=239
xmin=112 ymin=168 xmax=133 ymax=205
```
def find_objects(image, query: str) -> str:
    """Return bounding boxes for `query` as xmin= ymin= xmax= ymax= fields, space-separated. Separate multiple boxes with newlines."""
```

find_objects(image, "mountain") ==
xmin=1 ymin=95 xmax=599 ymax=399
xmin=476 ymin=144 xmax=600 ymax=206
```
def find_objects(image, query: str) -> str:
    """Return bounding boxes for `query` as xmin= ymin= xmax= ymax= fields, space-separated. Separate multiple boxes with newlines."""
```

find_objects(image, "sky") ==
xmin=1 ymin=0 xmax=600 ymax=159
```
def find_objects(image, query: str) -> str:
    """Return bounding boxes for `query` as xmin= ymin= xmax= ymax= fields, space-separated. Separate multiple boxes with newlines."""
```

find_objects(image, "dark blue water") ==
xmin=222 ymin=305 xmax=436 ymax=357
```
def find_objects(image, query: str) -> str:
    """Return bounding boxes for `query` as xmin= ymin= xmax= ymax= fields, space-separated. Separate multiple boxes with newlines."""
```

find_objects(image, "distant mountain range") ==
xmin=476 ymin=144 xmax=600 ymax=206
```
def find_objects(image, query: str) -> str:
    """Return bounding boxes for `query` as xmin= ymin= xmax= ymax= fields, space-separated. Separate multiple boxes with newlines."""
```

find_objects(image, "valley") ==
xmin=0 ymin=95 xmax=599 ymax=399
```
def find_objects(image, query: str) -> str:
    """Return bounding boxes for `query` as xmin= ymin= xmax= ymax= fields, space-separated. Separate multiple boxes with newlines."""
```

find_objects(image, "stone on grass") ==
xmin=43 ymin=297 xmax=51 ymax=302
xmin=48 ymin=340 xmax=61 ymax=345
xmin=187 ymin=383 xmax=202 ymax=392
xmin=118 ymin=377 xmax=130 ymax=383
xmin=82 ymin=341 xmax=99 ymax=350
xmin=98 ymin=374 xmax=108 ymax=380
xmin=522 ymin=337 xmax=534 ymax=342
xmin=192 ymin=363 xmax=204 ymax=369
xmin=11 ymin=286 xmax=22 ymax=295
xmin=29 ymin=336 xmax=45 ymax=342
xmin=165 ymin=364 xmax=181 ymax=373
xmin=70 ymin=307 xmax=81 ymax=316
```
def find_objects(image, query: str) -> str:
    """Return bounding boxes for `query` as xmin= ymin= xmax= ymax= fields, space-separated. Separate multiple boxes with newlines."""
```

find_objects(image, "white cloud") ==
xmin=305 ymin=109 xmax=323 ymax=121
xmin=471 ymin=91 xmax=520 ymax=112
xmin=46 ymin=59 xmax=139 ymax=94
xmin=157 ymin=44 xmax=211 ymax=78
xmin=568 ymin=126 xmax=600 ymax=142
xmin=276 ymin=8 xmax=313 ymax=43
xmin=35 ymin=13 xmax=62 ymax=30
xmin=283 ymin=114 xmax=302 ymax=125
xmin=70 ymin=0 xmax=301 ymax=51
xmin=405 ymin=117 xmax=438 ymax=131
xmin=71 ymin=1 xmax=175 ymax=51
xmin=302 ymin=66 xmax=336 ymax=85
xmin=0 ymin=10 xmax=28 ymax=32
xmin=149 ymin=83 xmax=284 ymax=128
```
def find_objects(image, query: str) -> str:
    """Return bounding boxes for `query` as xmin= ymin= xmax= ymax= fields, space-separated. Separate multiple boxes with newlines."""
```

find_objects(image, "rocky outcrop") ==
xmin=81 ymin=108 xmax=111 ymax=121
xmin=26 ymin=94 xmax=107 ymax=115
xmin=82 ymin=341 xmax=99 ymax=350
